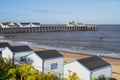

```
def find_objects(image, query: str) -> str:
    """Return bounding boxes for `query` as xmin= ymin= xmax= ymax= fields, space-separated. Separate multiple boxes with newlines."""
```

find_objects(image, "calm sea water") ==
xmin=1 ymin=25 xmax=120 ymax=58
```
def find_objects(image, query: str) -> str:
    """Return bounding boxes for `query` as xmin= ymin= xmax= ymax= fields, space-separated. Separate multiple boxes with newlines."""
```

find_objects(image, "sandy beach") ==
xmin=32 ymin=47 xmax=120 ymax=80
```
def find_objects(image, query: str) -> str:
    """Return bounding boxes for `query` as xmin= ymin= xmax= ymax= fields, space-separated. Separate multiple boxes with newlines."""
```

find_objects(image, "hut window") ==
xmin=20 ymin=56 xmax=26 ymax=62
xmin=51 ymin=63 xmax=58 ymax=70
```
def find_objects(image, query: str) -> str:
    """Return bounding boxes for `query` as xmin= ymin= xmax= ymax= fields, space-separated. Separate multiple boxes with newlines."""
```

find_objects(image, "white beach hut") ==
xmin=0 ymin=42 xmax=11 ymax=52
xmin=64 ymin=56 xmax=112 ymax=80
xmin=27 ymin=50 xmax=64 ymax=75
xmin=2 ymin=45 xmax=35 ymax=65
xmin=0 ymin=42 xmax=11 ymax=58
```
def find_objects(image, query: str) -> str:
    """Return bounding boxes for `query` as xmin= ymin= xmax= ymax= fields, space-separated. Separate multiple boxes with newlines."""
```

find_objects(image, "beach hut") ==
xmin=64 ymin=56 xmax=112 ymax=80
xmin=0 ymin=42 xmax=11 ymax=52
xmin=27 ymin=50 xmax=64 ymax=76
xmin=0 ymin=42 xmax=11 ymax=58
xmin=2 ymin=45 xmax=35 ymax=65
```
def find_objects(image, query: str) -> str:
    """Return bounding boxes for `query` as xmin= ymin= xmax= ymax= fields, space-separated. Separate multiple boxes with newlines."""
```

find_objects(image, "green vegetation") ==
xmin=8 ymin=63 xmax=57 ymax=80
xmin=61 ymin=70 xmax=79 ymax=80
xmin=0 ymin=58 xmax=117 ymax=80
xmin=0 ymin=58 xmax=18 ymax=80
xmin=0 ymin=58 xmax=79 ymax=80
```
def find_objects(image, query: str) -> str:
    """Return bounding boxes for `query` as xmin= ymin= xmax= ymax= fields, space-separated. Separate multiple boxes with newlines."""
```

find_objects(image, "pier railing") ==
xmin=0 ymin=26 xmax=97 ymax=34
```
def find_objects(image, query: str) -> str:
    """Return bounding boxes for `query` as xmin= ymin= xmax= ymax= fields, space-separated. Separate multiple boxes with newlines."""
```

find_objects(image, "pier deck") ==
xmin=0 ymin=26 xmax=97 ymax=34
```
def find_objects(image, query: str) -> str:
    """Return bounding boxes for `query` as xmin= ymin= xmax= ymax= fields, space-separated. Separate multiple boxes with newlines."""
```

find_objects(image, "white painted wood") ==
xmin=27 ymin=53 xmax=43 ymax=72
xmin=64 ymin=61 xmax=112 ymax=80
xmin=92 ymin=66 xmax=112 ymax=78
xmin=44 ymin=57 xmax=64 ymax=75
xmin=2 ymin=47 xmax=13 ymax=59
xmin=64 ymin=61 xmax=90 ymax=80
xmin=14 ymin=51 xmax=34 ymax=64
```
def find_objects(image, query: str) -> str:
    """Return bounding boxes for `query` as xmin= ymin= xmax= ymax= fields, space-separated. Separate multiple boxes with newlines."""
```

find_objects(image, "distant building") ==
xmin=64 ymin=56 xmax=112 ymax=80
xmin=67 ymin=21 xmax=86 ymax=27
xmin=19 ymin=23 xmax=31 ymax=27
xmin=19 ymin=22 xmax=41 ymax=27
xmin=0 ymin=22 xmax=19 ymax=28
xmin=31 ymin=23 xmax=41 ymax=27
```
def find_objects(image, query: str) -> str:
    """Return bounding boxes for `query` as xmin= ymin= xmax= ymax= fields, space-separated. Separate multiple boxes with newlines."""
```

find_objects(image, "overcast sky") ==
xmin=0 ymin=0 xmax=120 ymax=24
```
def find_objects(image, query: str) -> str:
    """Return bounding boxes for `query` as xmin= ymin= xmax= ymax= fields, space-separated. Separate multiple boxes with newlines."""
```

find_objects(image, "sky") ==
xmin=0 ymin=0 xmax=120 ymax=24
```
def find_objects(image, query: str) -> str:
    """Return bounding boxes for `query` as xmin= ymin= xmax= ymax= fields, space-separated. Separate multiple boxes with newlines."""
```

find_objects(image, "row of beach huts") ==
xmin=0 ymin=42 xmax=112 ymax=80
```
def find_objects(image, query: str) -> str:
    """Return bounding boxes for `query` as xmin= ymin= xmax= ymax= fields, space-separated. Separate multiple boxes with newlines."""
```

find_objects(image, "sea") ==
xmin=0 ymin=25 xmax=120 ymax=58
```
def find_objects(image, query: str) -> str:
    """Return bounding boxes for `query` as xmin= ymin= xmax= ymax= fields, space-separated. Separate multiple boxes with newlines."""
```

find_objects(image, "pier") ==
xmin=0 ymin=26 xmax=97 ymax=34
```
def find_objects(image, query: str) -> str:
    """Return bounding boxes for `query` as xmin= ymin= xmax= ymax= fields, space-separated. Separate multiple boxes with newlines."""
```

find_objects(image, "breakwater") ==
xmin=0 ymin=26 xmax=97 ymax=34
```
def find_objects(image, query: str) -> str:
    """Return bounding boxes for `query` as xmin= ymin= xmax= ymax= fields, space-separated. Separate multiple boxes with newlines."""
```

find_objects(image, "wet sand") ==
xmin=32 ymin=47 xmax=120 ymax=80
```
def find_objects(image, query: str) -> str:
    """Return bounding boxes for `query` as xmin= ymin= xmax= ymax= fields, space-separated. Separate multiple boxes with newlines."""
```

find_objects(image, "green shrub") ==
xmin=61 ymin=70 xmax=79 ymax=80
